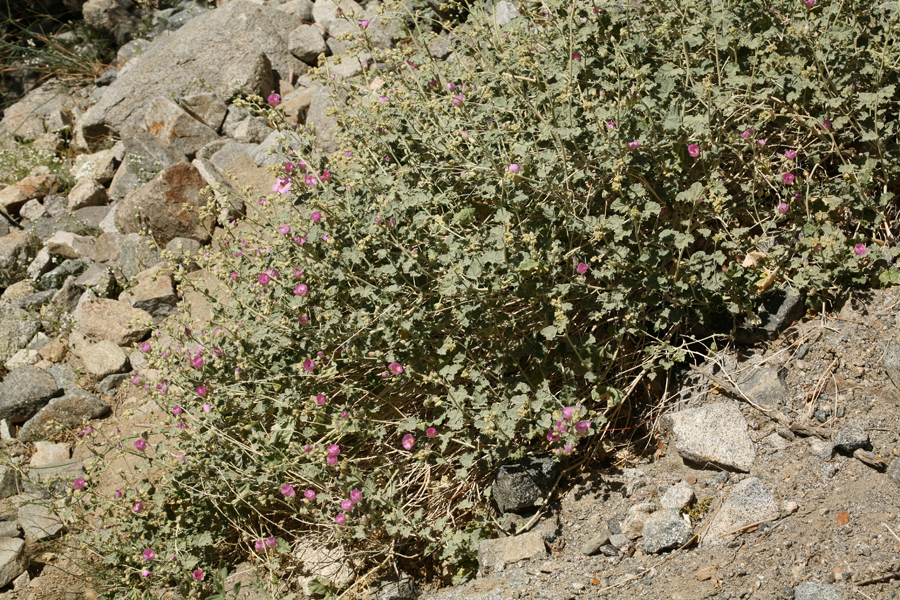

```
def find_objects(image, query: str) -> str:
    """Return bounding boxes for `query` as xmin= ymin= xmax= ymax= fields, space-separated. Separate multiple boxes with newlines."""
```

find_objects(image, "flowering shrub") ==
xmin=65 ymin=0 xmax=900 ymax=596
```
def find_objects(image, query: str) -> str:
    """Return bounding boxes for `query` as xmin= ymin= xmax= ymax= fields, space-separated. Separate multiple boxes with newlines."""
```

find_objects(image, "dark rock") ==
xmin=39 ymin=259 xmax=88 ymax=290
xmin=9 ymin=290 xmax=56 ymax=311
xmin=0 ymin=365 xmax=60 ymax=424
xmin=833 ymin=421 xmax=871 ymax=454
xmin=46 ymin=364 xmax=78 ymax=392
xmin=118 ymin=234 xmax=161 ymax=284
xmin=641 ymin=509 xmax=692 ymax=554
xmin=739 ymin=366 xmax=789 ymax=406
xmin=98 ymin=372 xmax=132 ymax=395
xmin=734 ymin=287 xmax=806 ymax=343
xmin=492 ymin=455 xmax=560 ymax=514
xmin=0 ymin=231 xmax=40 ymax=288
xmin=18 ymin=388 xmax=111 ymax=441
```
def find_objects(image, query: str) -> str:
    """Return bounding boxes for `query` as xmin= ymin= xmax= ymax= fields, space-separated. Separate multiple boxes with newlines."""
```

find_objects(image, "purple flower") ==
xmin=191 ymin=355 xmax=204 ymax=369
xmin=776 ymin=202 xmax=789 ymax=214
xmin=142 ymin=549 xmax=155 ymax=561
xmin=140 ymin=342 xmax=151 ymax=353
xmin=133 ymin=502 xmax=143 ymax=513
xmin=687 ymin=144 xmax=700 ymax=157
xmin=784 ymin=150 xmax=797 ymax=159
xmin=192 ymin=569 xmax=204 ymax=581
xmin=265 ymin=537 xmax=277 ymax=548
xmin=358 ymin=19 xmax=371 ymax=27
xmin=335 ymin=513 xmax=347 ymax=525
xmin=574 ymin=420 xmax=591 ymax=435
xmin=341 ymin=499 xmax=354 ymax=511
xmin=294 ymin=284 xmax=308 ymax=296
xmin=452 ymin=94 xmax=464 ymax=106
xmin=268 ymin=93 xmax=281 ymax=106
xmin=576 ymin=262 xmax=588 ymax=275
xmin=141 ymin=570 xmax=151 ymax=578
xmin=281 ymin=484 xmax=296 ymax=498
xmin=350 ymin=489 xmax=363 ymax=503
xmin=741 ymin=128 xmax=754 ymax=139
xmin=134 ymin=439 xmax=147 ymax=451
xmin=254 ymin=540 xmax=265 ymax=551
xmin=278 ymin=225 xmax=291 ymax=235
xmin=402 ymin=433 xmax=416 ymax=450
xmin=172 ymin=406 xmax=182 ymax=416
xmin=389 ymin=362 xmax=404 ymax=375
xmin=305 ymin=489 xmax=316 ymax=500
xmin=327 ymin=444 xmax=341 ymax=456
xmin=310 ymin=211 xmax=322 ymax=223
xmin=854 ymin=243 xmax=867 ymax=256
xmin=303 ymin=358 xmax=316 ymax=372
xmin=782 ymin=172 xmax=795 ymax=184
xmin=628 ymin=140 xmax=640 ymax=149
xmin=426 ymin=427 xmax=437 ymax=438
xmin=299 ymin=316 xmax=309 ymax=325
xmin=73 ymin=478 xmax=85 ymax=490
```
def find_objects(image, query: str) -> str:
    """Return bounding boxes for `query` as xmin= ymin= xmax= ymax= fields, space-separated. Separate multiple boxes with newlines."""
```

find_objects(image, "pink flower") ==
xmin=776 ymin=202 xmax=789 ymax=214
xmin=265 ymin=537 xmax=277 ymax=548
xmin=784 ymin=149 xmax=797 ymax=159
xmin=303 ymin=358 xmax=315 ymax=372
xmin=272 ymin=177 xmax=292 ymax=194
xmin=446 ymin=83 xmax=456 ymax=91
xmin=140 ymin=342 xmax=151 ymax=353
xmin=757 ymin=139 xmax=766 ymax=146
xmin=358 ymin=19 xmax=370 ymax=27
xmin=327 ymin=444 xmax=341 ymax=456
xmin=821 ymin=119 xmax=832 ymax=129
xmin=741 ymin=128 xmax=754 ymax=139
xmin=628 ymin=140 xmax=640 ymax=149
xmin=310 ymin=211 xmax=322 ymax=223
xmin=305 ymin=489 xmax=316 ymax=500
xmin=254 ymin=539 xmax=265 ymax=551
xmin=294 ymin=284 xmax=308 ymax=296
xmin=316 ymin=394 xmax=326 ymax=405
xmin=555 ymin=420 xmax=567 ymax=433
xmin=73 ymin=478 xmax=85 ymax=490
xmin=576 ymin=262 xmax=588 ymax=275
xmin=196 ymin=385 xmax=207 ymax=397
xmin=782 ymin=172 xmax=795 ymax=184
xmin=142 ymin=549 xmax=155 ymax=561
xmin=574 ymin=420 xmax=591 ymax=435
xmin=508 ymin=163 xmax=520 ymax=173
xmin=305 ymin=174 xmax=317 ymax=186
xmin=320 ymin=171 xmax=331 ymax=182
xmin=230 ymin=272 xmax=238 ymax=281
xmin=278 ymin=225 xmax=291 ymax=235
xmin=341 ymin=499 xmax=354 ymax=511
xmin=268 ymin=93 xmax=281 ymax=106
xmin=389 ymin=362 xmax=403 ymax=375
xmin=202 ymin=404 xmax=211 ymax=412
xmin=547 ymin=430 xmax=560 ymax=442
xmin=327 ymin=455 xmax=338 ymax=466
xmin=571 ymin=51 xmax=582 ymax=61
xmin=335 ymin=513 xmax=347 ymax=525
xmin=131 ymin=375 xmax=141 ymax=386
xmin=191 ymin=355 xmax=204 ymax=368
xmin=805 ymin=0 xmax=815 ymax=6
xmin=687 ymin=144 xmax=700 ymax=157
xmin=299 ymin=316 xmax=309 ymax=325
xmin=350 ymin=489 xmax=363 ymax=503
xmin=562 ymin=406 xmax=575 ymax=421
xmin=281 ymin=484 xmax=296 ymax=498
xmin=452 ymin=94 xmax=464 ymax=106
xmin=284 ymin=161 xmax=294 ymax=174
xmin=606 ymin=121 xmax=615 ymax=129
xmin=426 ymin=427 xmax=437 ymax=438
xmin=141 ymin=570 xmax=151 ymax=578
xmin=854 ymin=243 xmax=867 ymax=256
xmin=133 ymin=502 xmax=143 ymax=512
xmin=192 ymin=569 xmax=204 ymax=581
xmin=134 ymin=439 xmax=147 ymax=451
xmin=172 ymin=406 xmax=182 ymax=416
xmin=115 ymin=490 xmax=122 ymax=498
xmin=402 ymin=433 xmax=416 ymax=450
xmin=562 ymin=444 xmax=574 ymax=454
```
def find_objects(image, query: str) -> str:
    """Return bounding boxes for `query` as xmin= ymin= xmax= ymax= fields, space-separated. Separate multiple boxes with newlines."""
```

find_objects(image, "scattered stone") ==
xmin=289 ymin=24 xmax=328 ymax=65
xmin=80 ymin=339 xmax=130 ymax=380
xmin=280 ymin=87 xmax=315 ymax=126
xmin=793 ymin=581 xmax=845 ymax=600
xmin=0 ymin=537 xmax=28 ymax=587
xmin=371 ymin=574 xmax=419 ymax=600
xmin=494 ymin=0 xmax=520 ymax=26
xmin=853 ymin=448 xmax=887 ymax=471
xmin=233 ymin=116 xmax=272 ymax=144
xmin=580 ymin=522 xmax=611 ymax=556
xmin=492 ymin=455 xmax=560 ymax=514
xmin=18 ymin=388 xmax=111 ymax=442
xmin=0 ymin=520 xmax=18 ymax=539
xmin=73 ymin=296 xmax=152 ymax=346
xmin=17 ymin=496 xmax=65 ymax=540
xmin=118 ymin=233 xmax=161 ymax=284
xmin=165 ymin=237 xmax=202 ymax=271
xmin=191 ymin=158 xmax=243 ymax=225
xmin=0 ymin=80 xmax=82 ymax=142
xmin=762 ymin=432 xmax=790 ymax=450
xmin=702 ymin=477 xmax=780 ymax=546
xmin=662 ymin=403 xmax=756 ymax=472
xmin=5 ymin=349 xmax=40 ymax=371
xmin=807 ymin=439 xmax=835 ymax=461
xmin=0 ymin=174 xmax=59 ymax=217
xmin=0 ymin=231 xmax=40 ymax=287
xmin=832 ymin=421 xmax=871 ymax=454
xmin=478 ymin=530 xmax=546 ymax=575
xmin=119 ymin=271 xmax=178 ymax=322
xmin=0 ymin=467 xmax=22 ymax=500
xmin=660 ymin=481 xmax=695 ymax=510
xmin=19 ymin=199 xmax=48 ymax=221
xmin=115 ymin=162 xmax=215 ymax=246
xmin=45 ymin=231 xmax=96 ymax=260
xmin=98 ymin=373 xmax=132 ymax=395
xmin=734 ymin=287 xmax=806 ymax=343
xmin=294 ymin=542 xmax=355 ymax=592
xmin=29 ymin=442 xmax=70 ymax=468
xmin=622 ymin=502 xmax=658 ymax=539
xmin=67 ymin=177 xmax=108 ymax=210
xmin=305 ymin=85 xmax=342 ymax=153
xmin=47 ymin=364 xmax=78 ymax=392
xmin=0 ymin=307 xmax=41 ymax=365
xmin=180 ymin=92 xmax=229 ymax=132
xmin=75 ymin=263 xmax=116 ymax=297
xmin=40 ymin=259 xmax=88 ymax=290
xmin=70 ymin=147 xmax=120 ymax=184
xmin=42 ymin=277 xmax=86 ymax=327
xmin=0 ymin=281 xmax=36 ymax=305
xmin=108 ymin=129 xmax=188 ymax=200
xmin=0 ymin=364 xmax=59 ymax=425
xmin=642 ymin=509 xmax=692 ymax=554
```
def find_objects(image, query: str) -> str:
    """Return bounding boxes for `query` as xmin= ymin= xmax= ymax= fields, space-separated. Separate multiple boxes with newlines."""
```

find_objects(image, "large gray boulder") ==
xmin=79 ymin=0 xmax=306 ymax=148
xmin=0 ymin=231 xmax=39 ymax=287
xmin=0 ymin=537 xmax=28 ymax=587
xmin=108 ymin=128 xmax=188 ymax=200
xmin=701 ymin=477 xmax=780 ymax=547
xmin=0 ymin=81 xmax=83 ymax=141
xmin=661 ymin=403 xmax=755 ymax=472
xmin=73 ymin=296 xmax=152 ymax=346
xmin=0 ymin=365 xmax=60 ymax=424
xmin=0 ymin=307 xmax=41 ymax=366
xmin=143 ymin=97 xmax=220 ymax=159
xmin=18 ymin=388 xmax=111 ymax=441
xmin=115 ymin=162 xmax=215 ymax=246
xmin=492 ymin=455 xmax=560 ymax=514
